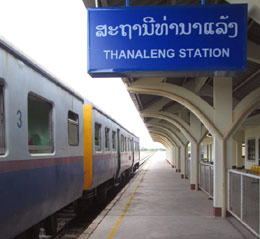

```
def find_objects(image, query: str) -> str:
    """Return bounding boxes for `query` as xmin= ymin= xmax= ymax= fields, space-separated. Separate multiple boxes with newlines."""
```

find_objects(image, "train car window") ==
xmin=135 ymin=141 xmax=139 ymax=151
xmin=121 ymin=135 xmax=124 ymax=152
xmin=112 ymin=131 xmax=116 ymax=151
xmin=105 ymin=127 xmax=110 ymax=151
xmin=125 ymin=137 xmax=127 ymax=151
xmin=0 ymin=86 xmax=5 ymax=155
xmin=28 ymin=94 xmax=53 ymax=154
xmin=68 ymin=111 xmax=79 ymax=146
xmin=95 ymin=123 xmax=102 ymax=152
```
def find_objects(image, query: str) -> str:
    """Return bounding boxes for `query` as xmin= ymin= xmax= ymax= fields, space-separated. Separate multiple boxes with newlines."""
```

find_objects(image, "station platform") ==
xmin=80 ymin=152 xmax=256 ymax=239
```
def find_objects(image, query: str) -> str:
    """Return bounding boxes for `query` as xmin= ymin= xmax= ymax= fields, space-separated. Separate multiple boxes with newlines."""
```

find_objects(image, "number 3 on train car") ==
xmin=17 ymin=110 xmax=22 ymax=128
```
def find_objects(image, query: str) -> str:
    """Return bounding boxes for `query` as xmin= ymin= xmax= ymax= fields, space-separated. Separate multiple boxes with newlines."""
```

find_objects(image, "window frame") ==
xmin=121 ymin=134 xmax=124 ymax=152
xmin=27 ymin=93 xmax=54 ymax=154
xmin=67 ymin=110 xmax=79 ymax=146
xmin=124 ymin=137 xmax=127 ymax=151
xmin=105 ymin=127 xmax=110 ymax=151
xmin=130 ymin=139 xmax=133 ymax=151
xmin=112 ymin=130 xmax=116 ymax=151
xmin=95 ymin=122 xmax=102 ymax=152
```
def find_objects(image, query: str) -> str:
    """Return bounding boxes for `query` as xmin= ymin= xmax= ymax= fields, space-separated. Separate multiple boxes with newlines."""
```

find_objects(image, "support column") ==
xmin=190 ymin=142 xmax=199 ymax=190
xmin=175 ymin=147 xmax=180 ymax=172
xmin=185 ymin=145 xmax=189 ymax=179
xmin=232 ymin=140 xmax=237 ymax=168
xmin=180 ymin=146 xmax=186 ymax=178
xmin=166 ymin=146 xmax=174 ymax=167
xmin=213 ymin=137 xmax=224 ymax=217
xmin=170 ymin=146 xmax=175 ymax=167
xmin=166 ymin=147 xmax=170 ymax=161
xmin=234 ymin=130 xmax=245 ymax=169
xmin=190 ymin=113 xmax=201 ymax=190
xmin=213 ymin=77 xmax=233 ymax=217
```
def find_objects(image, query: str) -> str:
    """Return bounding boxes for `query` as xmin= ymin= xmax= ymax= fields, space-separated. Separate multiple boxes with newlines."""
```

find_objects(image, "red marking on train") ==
xmin=93 ymin=153 xmax=118 ymax=160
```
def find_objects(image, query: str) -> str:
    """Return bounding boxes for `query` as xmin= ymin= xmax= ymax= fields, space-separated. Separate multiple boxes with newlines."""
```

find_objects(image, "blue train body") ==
xmin=0 ymin=158 xmax=84 ymax=238
xmin=0 ymin=38 xmax=140 ymax=238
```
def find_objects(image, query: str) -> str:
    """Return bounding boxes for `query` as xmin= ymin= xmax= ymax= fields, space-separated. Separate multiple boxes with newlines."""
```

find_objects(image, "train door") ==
xmin=0 ymin=86 xmax=4 ymax=154
xmin=131 ymin=138 xmax=134 ymax=167
xmin=116 ymin=129 xmax=121 ymax=179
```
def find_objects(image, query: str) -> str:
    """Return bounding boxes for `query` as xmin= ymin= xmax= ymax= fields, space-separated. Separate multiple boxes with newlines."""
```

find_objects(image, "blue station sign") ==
xmin=87 ymin=4 xmax=247 ymax=78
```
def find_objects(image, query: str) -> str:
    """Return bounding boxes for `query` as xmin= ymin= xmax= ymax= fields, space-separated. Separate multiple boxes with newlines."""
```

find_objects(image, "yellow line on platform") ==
xmin=107 ymin=162 xmax=151 ymax=239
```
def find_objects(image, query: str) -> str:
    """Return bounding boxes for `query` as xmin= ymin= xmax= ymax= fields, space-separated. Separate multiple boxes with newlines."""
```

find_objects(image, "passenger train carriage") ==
xmin=0 ymin=38 xmax=140 ymax=239
xmin=83 ymin=104 xmax=140 ymax=192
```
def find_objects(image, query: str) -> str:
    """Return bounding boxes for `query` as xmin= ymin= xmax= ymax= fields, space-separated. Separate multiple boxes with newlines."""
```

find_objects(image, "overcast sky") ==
xmin=0 ymin=0 xmax=163 ymax=148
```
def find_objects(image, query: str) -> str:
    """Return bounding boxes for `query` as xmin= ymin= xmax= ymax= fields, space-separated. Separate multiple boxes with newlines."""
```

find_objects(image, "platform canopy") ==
xmin=83 ymin=0 xmax=260 ymax=143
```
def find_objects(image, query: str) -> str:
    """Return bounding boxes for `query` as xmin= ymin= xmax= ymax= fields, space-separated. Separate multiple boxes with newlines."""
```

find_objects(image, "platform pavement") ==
xmin=79 ymin=152 xmax=256 ymax=239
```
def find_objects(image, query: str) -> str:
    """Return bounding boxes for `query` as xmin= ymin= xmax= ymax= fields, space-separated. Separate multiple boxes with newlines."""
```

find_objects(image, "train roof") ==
xmin=0 ymin=37 xmax=84 ymax=103
xmin=0 ymin=37 xmax=139 ymax=140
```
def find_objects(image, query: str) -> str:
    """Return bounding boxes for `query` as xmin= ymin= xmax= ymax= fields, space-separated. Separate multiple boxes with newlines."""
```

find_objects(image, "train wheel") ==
xmin=73 ymin=199 xmax=88 ymax=215
xmin=43 ymin=214 xmax=57 ymax=236
xmin=125 ymin=169 xmax=132 ymax=180
xmin=121 ymin=172 xmax=127 ymax=184
xmin=16 ymin=224 xmax=40 ymax=239
xmin=97 ymin=188 xmax=108 ymax=202
xmin=113 ymin=175 xmax=119 ymax=187
xmin=73 ymin=199 xmax=81 ymax=215
xmin=28 ymin=224 xmax=40 ymax=239
xmin=130 ymin=166 xmax=134 ymax=176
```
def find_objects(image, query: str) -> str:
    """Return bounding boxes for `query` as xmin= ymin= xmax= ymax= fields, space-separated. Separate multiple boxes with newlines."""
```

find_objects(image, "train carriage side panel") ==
xmin=116 ymin=128 xmax=121 ymax=178
xmin=118 ymin=129 xmax=133 ymax=177
xmin=0 ymin=40 xmax=84 ymax=239
xmin=134 ymin=137 xmax=140 ymax=169
xmin=133 ymin=137 xmax=140 ymax=170
xmin=90 ymin=108 xmax=118 ymax=189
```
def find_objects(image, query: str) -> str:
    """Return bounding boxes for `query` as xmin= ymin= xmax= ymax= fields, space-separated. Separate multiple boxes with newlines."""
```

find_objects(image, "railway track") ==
xmin=43 ymin=153 xmax=154 ymax=239
xmin=39 ymin=205 xmax=77 ymax=239
xmin=49 ymin=182 xmax=128 ymax=239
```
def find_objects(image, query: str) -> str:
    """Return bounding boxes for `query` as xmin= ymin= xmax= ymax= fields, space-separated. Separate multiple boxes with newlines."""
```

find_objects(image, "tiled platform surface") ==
xmin=80 ymin=152 xmax=256 ymax=239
